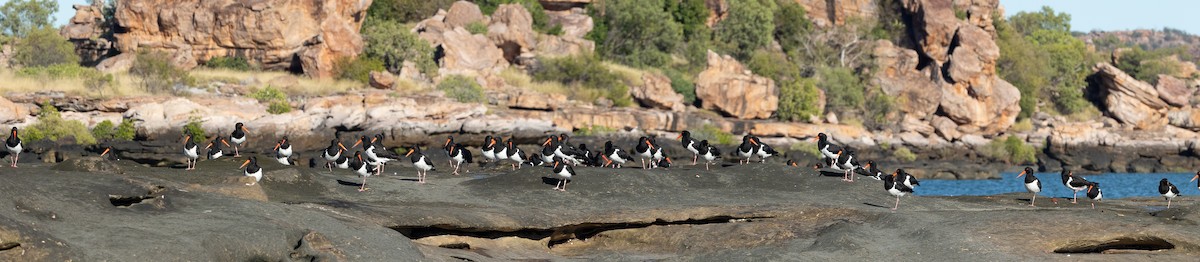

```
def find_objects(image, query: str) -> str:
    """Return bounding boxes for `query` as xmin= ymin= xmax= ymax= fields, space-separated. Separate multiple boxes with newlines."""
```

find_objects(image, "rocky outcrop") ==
xmin=1156 ymin=74 xmax=1190 ymax=107
xmin=631 ymin=73 xmax=685 ymax=112
xmin=60 ymin=3 xmax=115 ymax=65
xmin=369 ymin=71 xmax=395 ymax=89
xmin=695 ymin=50 xmax=777 ymax=119
xmin=444 ymin=1 xmax=487 ymax=28
xmin=794 ymin=0 xmax=877 ymax=27
xmin=873 ymin=40 xmax=940 ymax=120
xmin=110 ymin=0 xmax=370 ymax=78
xmin=437 ymin=27 xmax=509 ymax=74
xmin=488 ymin=4 xmax=537 ymax=63
xmin=0 ymin=96 xmax=29 ymax=124
xmin=1089 ymin=63 xmax=1170 ymax=129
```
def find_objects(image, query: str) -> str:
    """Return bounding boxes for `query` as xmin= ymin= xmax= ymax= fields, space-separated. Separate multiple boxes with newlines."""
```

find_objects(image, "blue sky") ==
xmin=38 ymin=0 xmax=1200 ymax=34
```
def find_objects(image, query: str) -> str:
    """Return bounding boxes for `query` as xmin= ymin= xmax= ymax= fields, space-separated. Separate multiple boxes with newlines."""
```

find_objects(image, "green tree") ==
xmin=817 ymin=67 xmax=864 ymax=114
xmin=129 ymin=51 xmax=190 ymax=93
xmin=999 ymin=6 xmax=1091 ymax=116
xmin=12 ymin=27 xmax=77 ymax=67
xmin=777 ymin=78 xmax=822 ymax=122
xmin=0 ymin=0 xmax=56 ymax=38
xmin=715 ymin=0 xmax=775 ymax=60
xmin=772 ymin=0 xmax=811 ymax=54
xmin=668 ymin=0 xmax=710 ymax=41
xmin=361 ymin=20 xmax=437 ymax=77
xmin=597 ymin=0 xmax=683 ymax=68
xmin=995 ymin=16 xmax=1047 ymax=119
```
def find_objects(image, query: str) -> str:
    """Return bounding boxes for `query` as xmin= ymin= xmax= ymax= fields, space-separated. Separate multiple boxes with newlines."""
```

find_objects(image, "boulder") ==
xmin=902 ymin=0 xmax=959 ymax=64
xmin=60 ymin=3 xmax=115 ymax=65
xmin=1089 ymin=63 xmax=1169 ymax=129
xmin=1167 ymin=108 xmax=1200 ymax=131
xmin=535 ymin=34 xmax=595 ymax=57
xmin=435 ymin=27 xmax=508 ymax=74
xmin=630 ymin=73 xmax=685 ymax=112
xmin=487 ymin=4 xmax=537 ymax=63
xmin=96 ymin=53 xmax=136 ymax=73
xmin=1156 ymin=74 xmax=1189 ymax=107
xmin=443 ymin=1 xmax=486 ymax=28
xmin=695 ymin=50 xmax=778 ymax=119
xmin=872 ymin=40 xmax=940 ymax=119
xmin=946 ymin=26 xmax=999 ymax=83
xmin=112 ymin=0 xmax=370 ymax=78
xmin=369 ymin=71 xmax=396 ymax=89
xmin=793 ymin=0 xmax=877 ymax=27
xmin=0 ymin=96 xmax=29 ymax=124
xmin=504 ymin=90 xmax=567 ymax=111
xmin=938 ymin=76 xmax=1020 ymax=134
xmin=931 ymin=116 xmax=961 ymax=141
xmin=545 ymin=8 xmax=593 ymax=39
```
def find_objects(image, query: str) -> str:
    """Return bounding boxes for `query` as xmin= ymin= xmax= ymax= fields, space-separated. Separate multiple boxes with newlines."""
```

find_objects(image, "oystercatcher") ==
xmin=273 ymin=136 xmax=292 ymax=158
xmin=1018 ymin=167 xmax=1041 ymax=206
xmin=5 ymin=127 xmax=21 ymax=168
xmin=835 ymin=149 xmax=861 ymax=182
xmin=481 ymin=135 xmax=497 ymax=164
xmin=507 ymin=139 xmax=526 ymax=170
xmin=539 ymin=142 xmax=556 ymax=167
xmin=650 ymin=146 xmax=666 ymax=169
xmin=786 ymin=159 xmax=799 ymax=167
xmin=751 ymin=136 xmax=778 ymax=163
xmin=635 ymin=137 xmax=655 ymax=169
xmin=884 ymin=169 xmax=915 ymax=211
xmin=443 ymin=136 xmax=456 ymax=166
xmin=1087 ymin=183 xmax=1103 ymax=209
xmin=1160 ymin=178 xmax=1180 ymax=209
xmin=816 ymin=133 xmax=842 ymax=161
xmin=657 ymin=157 xmax=673 ymax=169
xmin=448 ymin=143 xmax=472 ymax=175
xmin=736 ymin=135 xmax=758 ymax=165
xmin=322 ymin=139 xmax=348 ymax=171
xmin=492 ymin=137 xmax=510 ymax=168
xmin=182 ymin=135 xmax=199 ymax=170
xmin=349 ymin=152 xmax=375 ymax=191
xmin=899 ymin=170 xmax=920 ymax=188
xmin=229 ymin=122 xmax=248 ymax=157
xmin=274 ymin=152 xmax=297 ymax=166
xmin=406 ymin=145 xmax=434 ymax=184
xmin=697 ymin=140 xmax=721 ymax=170
xmin=602 ymin=141 xmax=633 ymax=168
xmin=332 ymin=153 xmax=350 ymax=169
xmin=353 ymin=135 xmax=395 ymax=175
xmin=525 ymin=154 xmax=544 ymax=167
xmin=545 ymin=137 xmax=585 ymax=166
xmin=550 ymin=158 xmax=575 ymax=191
xmin=678 ymin=131 xmax=700 ymax=165
xmin=859 ymin=160 xmax=883 ymax=180
xmin=239 ymin=156 xmax=262 ymax=186
xmin=1060 ymin=169 xmax=1092 ymax=204
xmin=1192 ymin=171 xmax=1200 ymax=193
xmin=205 ymin=136 xmax=230 ymax=160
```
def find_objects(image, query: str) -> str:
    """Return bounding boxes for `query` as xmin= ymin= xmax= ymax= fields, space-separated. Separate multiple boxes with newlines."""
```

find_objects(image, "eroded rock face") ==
xmin=1090 ymin=63 xmax=1170 ymax=129
xmin=0 ymin=96 xmax=29 ymax=124
xmin=1156 ymin=74 xmax=1190 ymax=107
xmin=873 ymin=40 xmax=940 ymax=120
xmin=695 ymin=50 xmax=777 ymax=119
xmin=488 ymin=4 xmax=537 ymax=63
xmin=369 ymin=71 xmax=396 ymax=89
xmin=444 ymin=1 xmax=486 ymax=28
xmin=631 ymin=73 xmax=685 ymax=112
xmin=793 ymin=0 xmax=877 ymax=27
xmin=60 ymin=3 xmax=115 ymax=65
xmin=112 ymin=0 xmax=371 ymax=78
xmin=438 ymin=27 xmax=509 ymax=74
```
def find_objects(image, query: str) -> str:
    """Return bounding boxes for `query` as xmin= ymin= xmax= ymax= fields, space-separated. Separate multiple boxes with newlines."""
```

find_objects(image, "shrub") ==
xmin=466 ymin=21 xmax=488 ymax=35
xmin=16 ymin=63 xmax=99 ymax=79
xmin=334 ymin=56 xmax=386 ymax=84
xmin=573 ymin=125 xmax=617 ymax=137
xmin=817 ymin=67 xmax=865 ymax=114
xmin=695 ymin=124 xmax=735 ymax=145
xmin=664 ymin=69 xmax=696 ymax=104
xmin=1115 ymin=46 xmax=1187 ymax=84
xmin=777 ymin=78 xmax=822 ymax=122
xmin=982 ymin=136 xmax=1037 ymax=164
xmin=204 ymin=56 xmax=253 ymax=71
xmin=267 ymin=101 xmax=292 ymax=114
xmin=367 ymin=0 xmax=455 ymax=23
xmin=863 ymin=89 xmax=897 ymax=130
xmin=437 ymin=75 xmax=486 ymax=103
xmin=532 ymin=55 xmax=632 ymax=107
xmin=361 ymin=20 xmax=437 ymax=77
xmin=84 ymin=72 xmax=115 ymax=95
xmin=773 ymin=0 xmax=812 ymax=54
xmin=893 ymin=147 xmax=917 ymax=162
xmin=714 ymin=0 xmax=774 ymax=60
xmin=130 ymin=50 xmax=190 ymax=93
xmin=182 ymin=116 xmax=207 ymax=142
xmin=250 ymin=86 xmax=292 ymax=114
xmin=91 ymin=119 xmax=136 ymax=141
xmin=12 ymin=26 xmax=77 ymax=67
xmin=22 ymin=103 xmax=97 ymax=145
xmin=595 ymin=0 xmax=682 ymax=68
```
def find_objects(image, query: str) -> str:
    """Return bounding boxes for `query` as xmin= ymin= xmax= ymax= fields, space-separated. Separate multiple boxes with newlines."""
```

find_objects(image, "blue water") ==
xmin=916 ymin=172 xmax=1200 ymax=199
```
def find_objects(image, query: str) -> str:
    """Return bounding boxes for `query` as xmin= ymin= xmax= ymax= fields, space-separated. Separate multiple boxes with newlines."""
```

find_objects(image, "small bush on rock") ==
xmin=22 ymin=103 xmax=97 ymax=145
xmin=437 ymin=75 xmax=486 ymax=103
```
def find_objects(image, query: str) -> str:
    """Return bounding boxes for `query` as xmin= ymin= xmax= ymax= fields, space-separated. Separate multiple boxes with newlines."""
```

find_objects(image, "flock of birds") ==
xmin=3 ymin=124 xmax=1200 ymax=211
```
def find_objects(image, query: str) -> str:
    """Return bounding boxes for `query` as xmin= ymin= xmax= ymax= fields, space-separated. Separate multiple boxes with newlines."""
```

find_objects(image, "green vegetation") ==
xmin=777 ymin=78 xmax=822 ymax=122
xmin=863 ymin=89 xmax=897 ymax=130
xmin=573 ymin=125 xmax=617 ymax=137
xmin=182 ymin=116 xmax=207 ymax=142
xmin=466 ymin=21 xmax=489 ymax=35
xmin=437 ymin=75 xmax=486 ymax=103
xmin=22 ymin=103 xmax=97 ymax=145
xmin=130 ymin=51 xmax=192 ymax=94
xmin=664 ymin=69 xmax=696 ymax=105
xmin=361 ymin=20 xmax=437 ymax=77
xmin=17 ymin=63 xmax=100 ymax=79
xmin=366 ymin=0 xmax=455 ymax=23
xmin=715 ymin=0 xmax=775 ymax=60
xmin=91 ymin=119 xmax=136 ymax=141
xmin=334 ymin=56 xmax=386 ymax=84
xmin=593 ymin=0 xmax=682 ymax=68
xmin=788 ymin=141 xmax=821 ymax=158
xmin=996 ymin=6 xmax=1091 ymax=117
xmin=250 ymin=86 xmax=292 ymax=114
xmin=893 ymin=147 xmax=918 ymax=162
xmin=532 ymin=55 xmax=632 ymax=107
xmin=982 ymin=136 xmax=1038 ymax=164
xmin=773 ymin=0 xmax=812 ymax=54
xmin=817 ymin=67 xmax=865 ymax=114
xmin=12 ymin=27 xmax=77 ymax=67
xmin=204 ymin=56 xmax=254 ymax=71
xmin=0 ymin=0 xmax=56 ymax=38
xmin=695 ymin=124 xmax=736 ymax=146
xmin=1114 ymin=46 xmax=1188 ymax=84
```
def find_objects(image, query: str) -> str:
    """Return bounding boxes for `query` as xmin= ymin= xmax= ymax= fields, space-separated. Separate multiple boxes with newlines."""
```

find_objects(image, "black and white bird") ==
xmin=353 ymin=135 xmax=395 ymax=175
xmin=1087 ymin=183 xmax=1103 ymax=209
xmin=736 ymin=135 xmax=758 ymax=165
xmin=274 ymin=152 xmax=297 ymax=166
xmin=697 ymin=140 xmax=721 ymax=170
xmin=549 ymin=158 xmax=575 ymax=191
xmin=482 ymin=135 xmax=498 ymax=164
xmin=507 ymin=139 xmax=527 ymax=170
xmin=678 ymin=131 xmax=701 ymax=165
xmin=491 ymin=137 xmax=510 ymax=168
xmin=239 ymin=156 xmax=262 ymax=186
xmin=322 ymin=139 xmax=349 ymax=171
xmin=650 ymin=146 xmax=667 ymax=168
xmin=5 ymin=127 xmax=22 ymax=168
xmin=406 ymin=145 xmax=435 ymax=184
xmin=883 ymin=169 xmax=915 ymax=211
xmin=349 ymin=151 xmax=375 ymax=192
xmin=205 ymin=136 xmax=230 ymax=160
xmin=332 ymin=153 xmax=351 ymax=169
xmin=545 ymin=136 xmax=586 ymax=166
xmin=1061 ymin=169 xmax=1092 ymax=204
xmin=539 ymin=142 xmax=556 ymax=167
xmin=443 ymin=136 xmax=456 ymax=166
xmin=835 ymin=150 xmax=861 ymax=182
xmin=447 ymin=143 xmax=473 ymax=175
xmin=1160 ymin=178 xmax=1180 ymax=209
xmin=899 ymin=170 xmax=920 ymax=188
xmin=525 ymin=155 xmax=544 ymax=167
xmin=602 ymin=141 xmax=633 ymax=168
xmin=182 ymin=135 xmax=199 ymax=170
xmin=634 ymin=137 xmax=655 ymax=169
xmin=273 ymin=136 xmax=292 ymax=158
xmin=229 ymin=122 xmax=248 ymax=157
xmin=1192 ymin=171 xmax=1200 ymax=194
xmin=751 ymin=136 xmax=778 ymax=163
xmin=816 ymin=133 xmax=843 ymax=162
xmin=858 ymin=160 xmax=884 ymax=180
xmin=657 ymin=157 xmax=673 ymax=169
xmin=1017 ymin=167 xmax=1041 ymax=206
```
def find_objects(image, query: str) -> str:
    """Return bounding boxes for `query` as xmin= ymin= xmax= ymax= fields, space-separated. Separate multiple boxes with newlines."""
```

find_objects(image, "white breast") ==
xmin=414 ymin=156 xmax=432 ymax=171
xmin=5 ymin=143 xmax=20 ymax=154
xmin=245 ymin=169 xmax=262 ymax=181
xmin=1024 ymin=181 xmax=1041 ymax=193
xmin=230 ymin=136 xmax=246 ymax=145
xmin=888 ymin=188 xmax=906 ymax=197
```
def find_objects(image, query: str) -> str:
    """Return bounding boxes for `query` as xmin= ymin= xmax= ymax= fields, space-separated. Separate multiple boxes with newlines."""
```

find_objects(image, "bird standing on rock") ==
xmin=322 ymin=139 xmax=348 ymax=171
xmin=273 ymin=136 xmax=292 ymax=158
xmin=507 ymin=139 xmax=527 ymax=170
xmin=206 ymin=136 xmax=231 ymax=160
xmin=816 ymin=133 xmax=842 ymax=162
xmin=635 ymin=137 xmax=655 ymax=169
xmin=883 ymin=169 xmax=915 ymax=211
xmin=1191 ymin=171 xmax=1200 ymax=194
xmin=1160 ymin=178 xmax=1180 ymax=209
xmin=751 ymin=136 xmax=777 ymax=163
xmin=697 ymin=140 xmax=721 ymax=171
xmin=240 ymin=156 xmax=262 ymax=186
xmin=6 ymin=127 xmax=22 ymax=168
xmin=447 ymin=143 xmax=472 ymax=175
xmin=406 ymin=146 xmax=434 ymax=184
xmin=602 ymin=141 xmax=633 ymax=168
xmin=736 ymin=135 xmax=758 ymax=165
xmin=679 ymin=131 xmax=700 ymax=165
xmin=182 ymin=135 xmax=199 ymax=170
xmin=229 ymin=122 xmax=248 ymax=157
xmin=835 ymin=149 xmax=860 ymax=182
xmin=1017 ymin=167 xmax=1041 ymax=206
xmin=1061 ymin=169 xmax=1092 ymax=204
xmin=1087 ymin=183 xmax=1103 ymax=209
xmin=550 ymin=158 xmax=575 ymax=191
xmin=349 ymin=151 xmax=375 ymax=191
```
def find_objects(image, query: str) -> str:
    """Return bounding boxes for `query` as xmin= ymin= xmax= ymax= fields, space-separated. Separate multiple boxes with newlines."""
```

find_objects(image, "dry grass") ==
xmin=498 ymin=67 xmax=571 ymax=95
xmin=603 ymin=62 xmax=645 ymax=87
xmin=0 ymin=69 xmax=147 ymax=98
xmin=190 ymin=68 xmax=364 ymax=96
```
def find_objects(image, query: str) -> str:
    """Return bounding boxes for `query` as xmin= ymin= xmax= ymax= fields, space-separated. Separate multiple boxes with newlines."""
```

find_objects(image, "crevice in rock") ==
xmin=1053 ymin=235 xmax=1175 ymax=253
xmin=438 ymin=243 xmax=471 ymax=249
xmin=391 ymin=215 xmax=772 ymax=248
xmin=0 ymin=242 xmax=19 ymax=251
xmin=108 ymin=194 xmax=155 ymax=207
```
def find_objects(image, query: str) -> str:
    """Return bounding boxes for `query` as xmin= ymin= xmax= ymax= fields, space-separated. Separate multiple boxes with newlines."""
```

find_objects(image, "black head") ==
xmin=817 ymin=133 xmax=827 ymax=140
xmin=235 ymin=122 xmax=244 ymax=129
xmin=1024 ymin=167 xmax=1036 ymax=175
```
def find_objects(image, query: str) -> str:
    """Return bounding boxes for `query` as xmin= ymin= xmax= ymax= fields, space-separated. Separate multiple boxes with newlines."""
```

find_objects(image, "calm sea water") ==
xmin=916 ymin=172 xmax=1200 ymax=199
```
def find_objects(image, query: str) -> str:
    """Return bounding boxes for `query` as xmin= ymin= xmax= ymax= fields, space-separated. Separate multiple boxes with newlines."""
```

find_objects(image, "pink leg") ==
xmin=892 ymin=196 xmax=900 ymax=211
xmin=1072 ymin=192 xmax=1078 ymax=204
xmin=1030 ymin=193 xmax=1037 ymax=207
